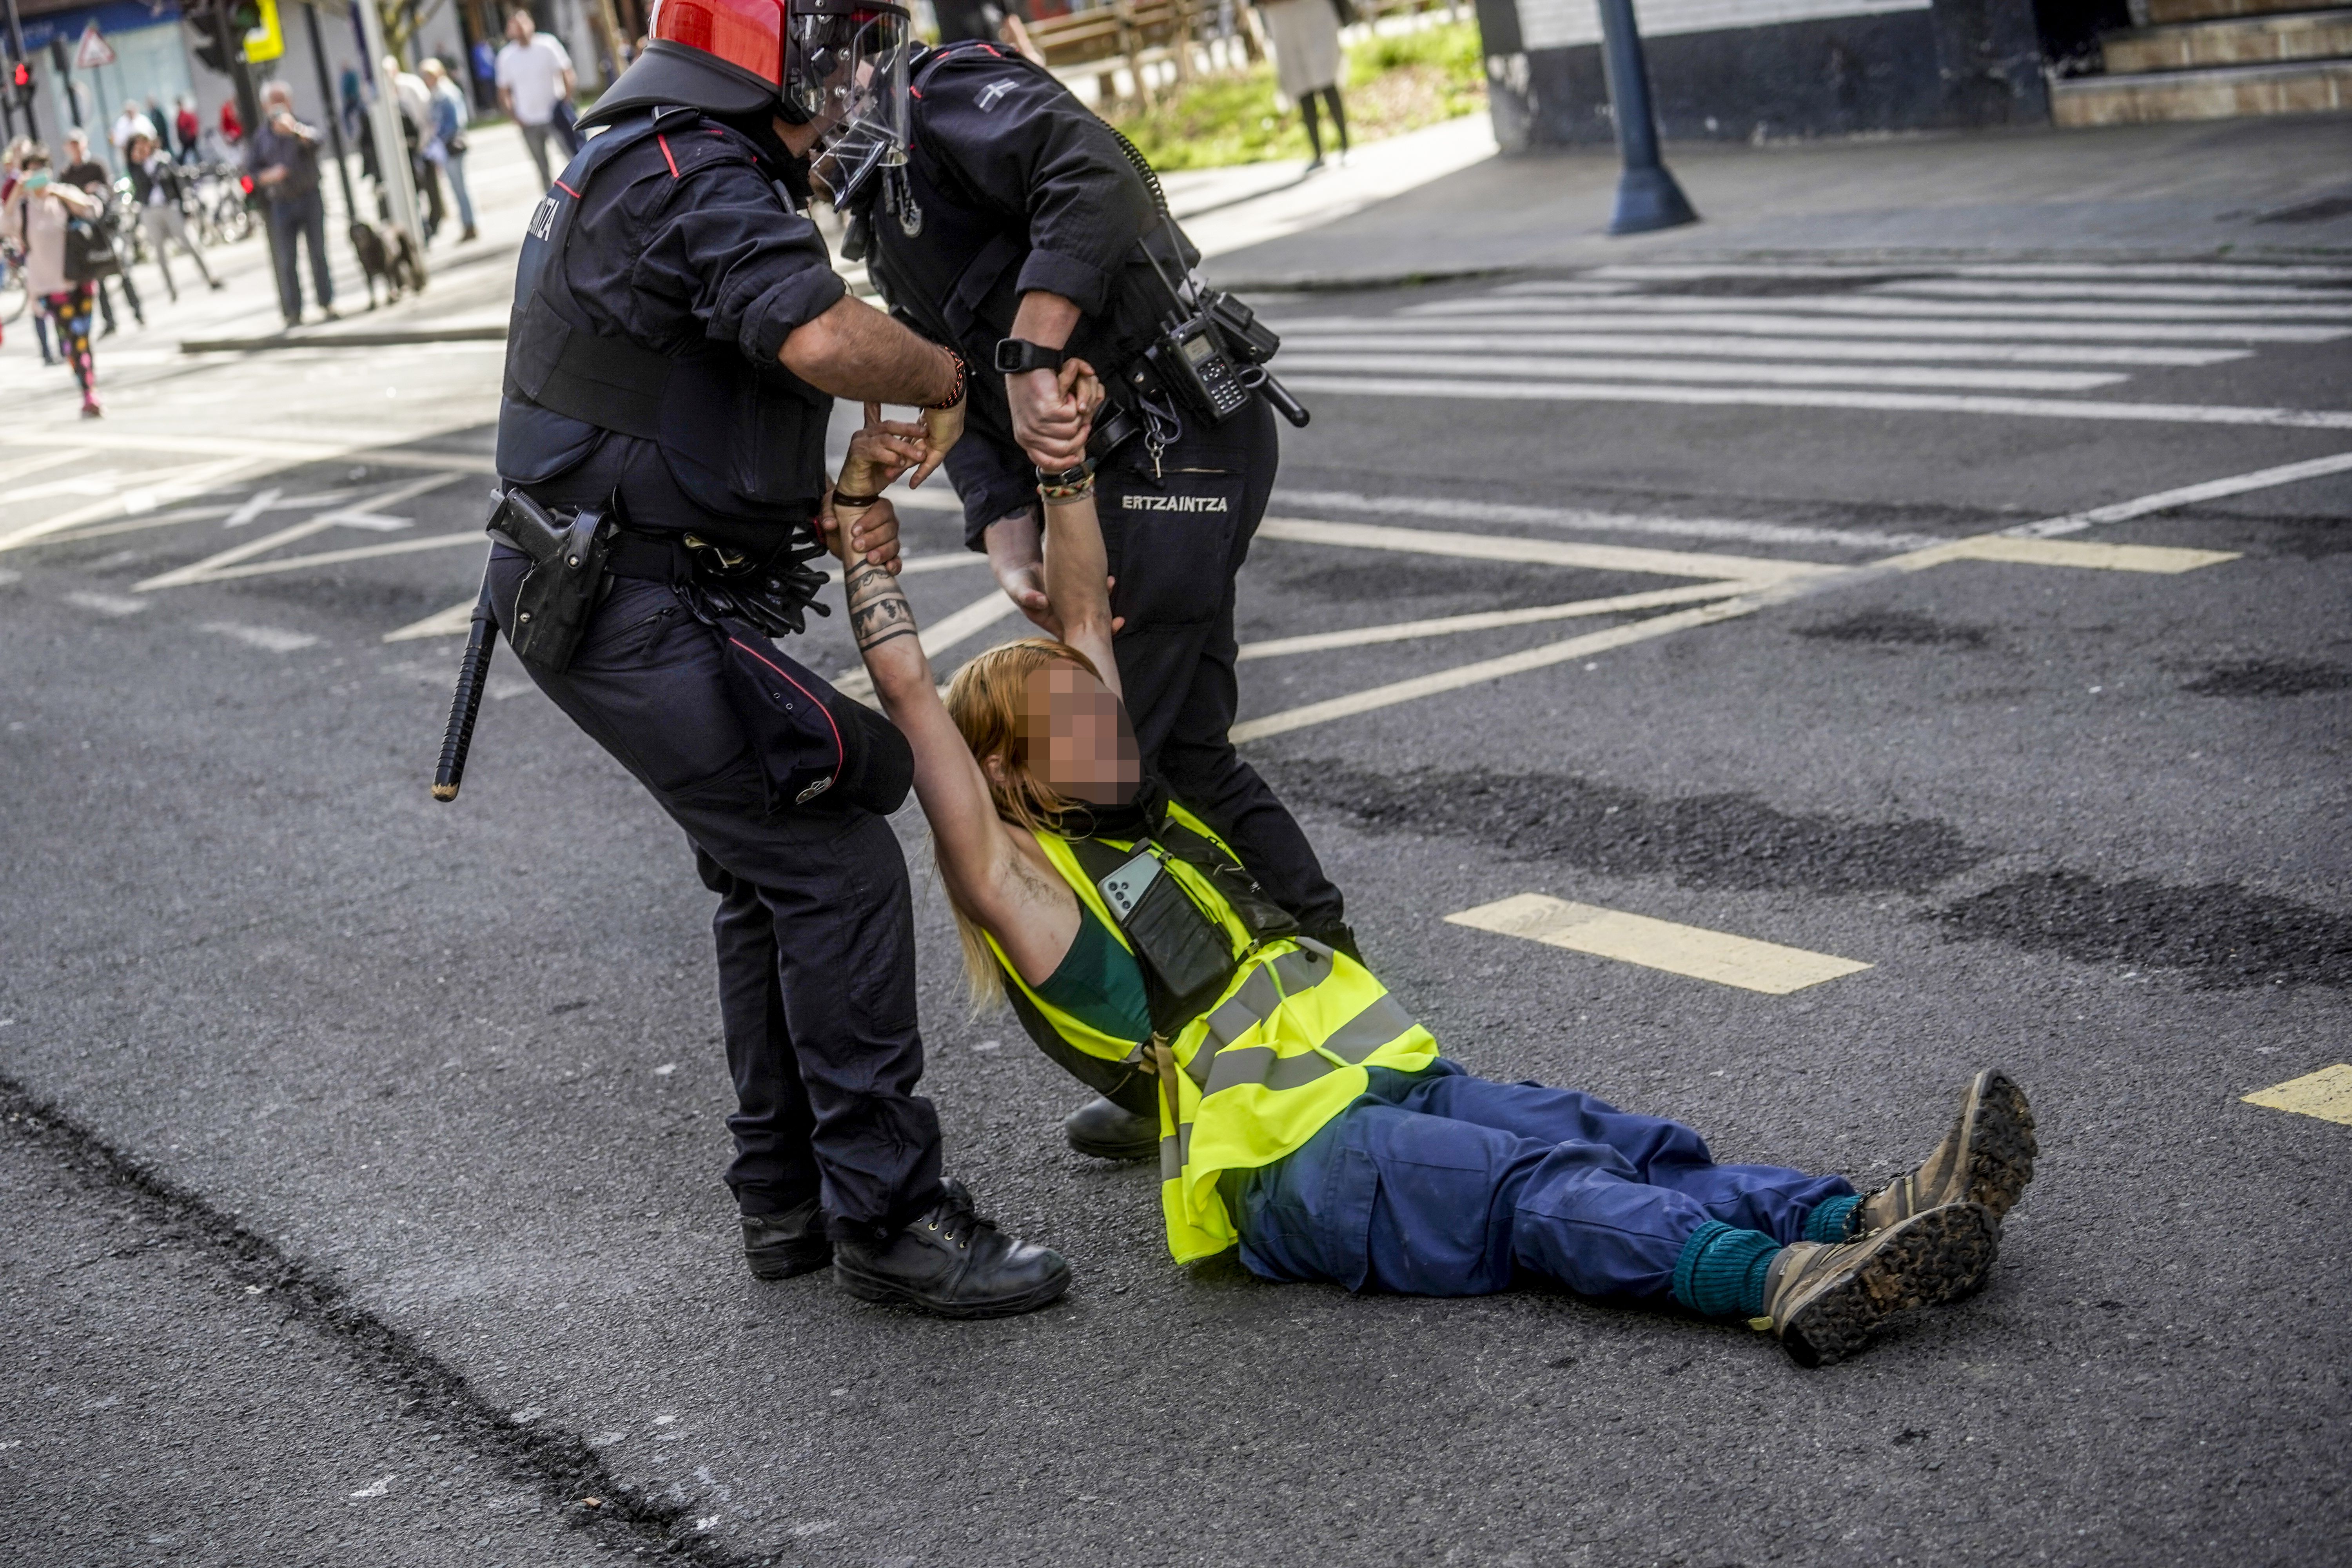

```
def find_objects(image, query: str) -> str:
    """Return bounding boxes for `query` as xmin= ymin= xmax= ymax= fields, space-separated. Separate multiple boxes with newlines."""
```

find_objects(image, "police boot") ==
xmin=833 ymin=1180 xmax=1071 ymax=1319
xmin=1858 ymin=1071 xmax=2037 ymax=1236
xmin=1762 ymin=1203 xmax=1998 ymax=1368
xmin=1063 ymin=1095 xmax=1158 ymax=1161
xmin=740 ymin=1197 xmax=831 ymax=1281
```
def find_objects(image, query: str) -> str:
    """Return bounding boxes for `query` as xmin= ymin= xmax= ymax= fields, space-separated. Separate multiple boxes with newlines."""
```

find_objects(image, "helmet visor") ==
xmin=789 ymin=4 xmax=911 ymax=144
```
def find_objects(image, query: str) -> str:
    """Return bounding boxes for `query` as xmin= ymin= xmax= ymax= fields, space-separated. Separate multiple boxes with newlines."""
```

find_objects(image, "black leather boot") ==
xmin=1063 ymin=1095 xmax=1159 ymax=1161
xmin=833 ymin=1180 xmax=1071 ymax=1319
xmin=740 ymin=1197 xmax=831 ymax=1281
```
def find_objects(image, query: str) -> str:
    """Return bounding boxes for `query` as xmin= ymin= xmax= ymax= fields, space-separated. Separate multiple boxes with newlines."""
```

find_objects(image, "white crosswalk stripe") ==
xmin=1268 ymin=261 xmax=2352 ymax=427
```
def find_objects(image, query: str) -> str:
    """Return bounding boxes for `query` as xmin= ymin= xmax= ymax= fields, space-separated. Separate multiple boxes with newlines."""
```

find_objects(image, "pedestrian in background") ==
xmin=60 ymin=130 xmax=144 ymax=336
xmin=421 ymin=58 xmax=477 ymax=242
xmin=1 ymin=138 xmax=61 ymax=365
xmin=126 ymin=130 xmax=223 ymax=300
xmin=174 ymin=96 xmax=201 ymax=162
xmin=1256 ymin=0 xmax=1349 ymax=169
xmin=387 ymin=53 xmax=447 ymax=242
xmin=244 ymin=82 xmax=338 ymax=328
xmin=5 ymin=146 xmax=106 ymax=417
xmin=495 ymin=7 xmax=574 ymax=189
xmin=219 ymin=98 xmax=243 ymax=147
xmin=934 ymin=0 xmax=1044 ymax=62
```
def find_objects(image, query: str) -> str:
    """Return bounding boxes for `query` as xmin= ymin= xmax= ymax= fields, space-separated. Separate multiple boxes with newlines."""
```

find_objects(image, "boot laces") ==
xmin=924 ymin=1182 xmax=998 ymax=1251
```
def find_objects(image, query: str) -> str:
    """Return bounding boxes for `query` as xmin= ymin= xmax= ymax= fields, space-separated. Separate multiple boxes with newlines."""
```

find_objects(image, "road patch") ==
xmin=1446 ymin=893 xmax=1871 ymax=994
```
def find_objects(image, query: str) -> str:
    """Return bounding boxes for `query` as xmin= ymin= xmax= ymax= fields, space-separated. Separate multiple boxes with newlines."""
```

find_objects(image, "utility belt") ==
xmin=485 ymin=488 xmax=913 ymax=817
xmin=1084 ymin=279 xmax=1308 ymax=472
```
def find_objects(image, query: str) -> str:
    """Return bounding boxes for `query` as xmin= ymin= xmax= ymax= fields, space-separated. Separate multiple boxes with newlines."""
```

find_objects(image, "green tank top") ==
xmin=1033 ymin=899 xmax=1151 ymax=1045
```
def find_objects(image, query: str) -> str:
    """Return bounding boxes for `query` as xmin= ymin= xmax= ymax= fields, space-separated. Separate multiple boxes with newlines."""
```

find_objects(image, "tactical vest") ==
xmin=989 ymin=803 xmax=1439 ymax=1263
xmin=496 ymin=107 xmax=831 ymax=524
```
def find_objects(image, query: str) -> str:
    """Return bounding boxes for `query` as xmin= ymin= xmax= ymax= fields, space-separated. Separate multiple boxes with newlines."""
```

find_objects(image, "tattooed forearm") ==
xmin=846 ymin=559 xmax=919 ymax=653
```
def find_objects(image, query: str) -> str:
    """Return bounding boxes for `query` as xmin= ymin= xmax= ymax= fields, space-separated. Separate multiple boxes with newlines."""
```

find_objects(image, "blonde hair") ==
xmin=939 ymin=637 xmax=1105 ymax=1011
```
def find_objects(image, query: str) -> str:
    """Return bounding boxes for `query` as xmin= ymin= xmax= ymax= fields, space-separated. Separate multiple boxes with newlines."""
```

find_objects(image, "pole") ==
xmin=352 ymin=0 xmax=422 ymax=244
xmin=1593 ymin=0 xmax=1695 ymax=235
xmin=298 ymin=0 xmax=359 ymax=226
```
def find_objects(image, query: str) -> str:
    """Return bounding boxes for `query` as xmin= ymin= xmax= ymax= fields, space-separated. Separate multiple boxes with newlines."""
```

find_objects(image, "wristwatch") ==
xmin=994 ymin=337 xmax=1069 ymax=375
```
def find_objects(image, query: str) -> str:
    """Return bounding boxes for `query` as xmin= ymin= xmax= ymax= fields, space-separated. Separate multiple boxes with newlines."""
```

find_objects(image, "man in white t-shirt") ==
xmin=494 ymin=8 xmax=575 ymax=187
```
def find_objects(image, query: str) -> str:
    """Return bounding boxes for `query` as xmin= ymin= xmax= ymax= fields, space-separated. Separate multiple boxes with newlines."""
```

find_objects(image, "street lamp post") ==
xmin=1594 ymin=0 xmax=1695 ymax=235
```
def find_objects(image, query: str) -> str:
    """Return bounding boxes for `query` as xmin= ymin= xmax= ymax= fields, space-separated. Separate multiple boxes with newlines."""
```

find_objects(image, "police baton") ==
xmin=431 ymin=563 xmax=499 ymax=803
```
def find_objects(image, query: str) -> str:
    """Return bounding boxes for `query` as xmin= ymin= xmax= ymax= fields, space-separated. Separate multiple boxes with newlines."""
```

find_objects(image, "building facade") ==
xmin=1470 ymin=0 xmax=2054 ymax=149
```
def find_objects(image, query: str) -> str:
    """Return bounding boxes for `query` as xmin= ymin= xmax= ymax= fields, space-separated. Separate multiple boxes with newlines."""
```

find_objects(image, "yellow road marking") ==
xmin=1446 ymin=893 xmax=1872 ymax=994
xmin=2243 ymin=1065 xmax=2352 ymax=1127
xmin=1894 ymin=536 xmax=2240 ymax=573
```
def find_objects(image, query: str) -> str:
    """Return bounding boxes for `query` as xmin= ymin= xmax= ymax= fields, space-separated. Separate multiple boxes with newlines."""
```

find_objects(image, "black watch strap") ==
xmin=994 ymin=337 xmax=1068 ymax=375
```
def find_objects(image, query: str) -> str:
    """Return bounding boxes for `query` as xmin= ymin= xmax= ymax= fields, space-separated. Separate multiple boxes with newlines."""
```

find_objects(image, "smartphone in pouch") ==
xmin=1098 ymin=848 xmax=1236 ymax=1017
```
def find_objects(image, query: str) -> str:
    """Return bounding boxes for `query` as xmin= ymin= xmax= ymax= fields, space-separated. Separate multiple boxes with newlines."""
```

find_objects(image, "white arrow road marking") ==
xmin=135 ymin=473 xmax=468 ymax=590
xmin=223 ymin=487 xmax=282 ymax=527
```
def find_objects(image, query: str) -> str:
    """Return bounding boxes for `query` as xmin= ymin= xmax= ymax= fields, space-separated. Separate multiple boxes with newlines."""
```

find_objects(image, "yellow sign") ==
xmin=244 ymin=0 xmax=284 ymax=64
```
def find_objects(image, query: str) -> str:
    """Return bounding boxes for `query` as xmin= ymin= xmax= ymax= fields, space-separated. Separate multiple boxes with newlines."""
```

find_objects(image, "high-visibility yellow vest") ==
xmin=985 ymin=803 xmax=1438 ymax=1262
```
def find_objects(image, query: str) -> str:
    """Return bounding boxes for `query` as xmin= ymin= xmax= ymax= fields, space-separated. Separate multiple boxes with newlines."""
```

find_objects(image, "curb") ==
xmin=181 ymin=325 xmax=508 ymax=353
xmin=1202 ymin=265 xmax=1524 ymax=294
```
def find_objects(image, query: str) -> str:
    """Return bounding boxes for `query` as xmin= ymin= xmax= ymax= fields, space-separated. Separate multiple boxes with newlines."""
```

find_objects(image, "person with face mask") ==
xmin=818 ymin=414 xmax=2041 ymax=1367
xmin=481 ymin=0 xmax=1069 ymax=1318
xmin=830 ymin=33 xmax=1355 ymax=1168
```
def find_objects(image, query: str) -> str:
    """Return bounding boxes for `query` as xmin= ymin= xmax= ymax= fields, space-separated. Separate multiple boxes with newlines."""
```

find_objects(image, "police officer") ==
xmin=840 ymin=36 xmax=1354 ymax=1162
xmin=488 ymin=0 xmax=1068 ymax=1319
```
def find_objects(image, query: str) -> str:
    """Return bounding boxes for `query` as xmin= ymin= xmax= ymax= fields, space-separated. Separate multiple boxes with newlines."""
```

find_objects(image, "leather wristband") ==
xmin=926 ymin=347 xmax=967 ymax=410
xmin=831 ymin=489 xmax=884 ymax=509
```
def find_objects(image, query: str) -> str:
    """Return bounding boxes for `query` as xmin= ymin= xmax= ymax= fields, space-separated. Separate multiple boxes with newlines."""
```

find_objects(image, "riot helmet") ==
xmin=584 ymin=0 xmax=911 ymax=162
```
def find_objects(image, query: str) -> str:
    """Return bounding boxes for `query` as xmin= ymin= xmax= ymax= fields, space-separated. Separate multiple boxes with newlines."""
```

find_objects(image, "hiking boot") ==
xmin=1764 ymin=1203 xmax=1998 ymax=1368
xmin=1860 ymin=1070 xmax=2037 ymax=1236
xmin=1063 ymin=1095 xmax=1158 ymax=1161
xmin=833 ymin=1179 xmax=1071 ymax=1319
xmin=740 ymin=1197 xmax=830 ymax=1281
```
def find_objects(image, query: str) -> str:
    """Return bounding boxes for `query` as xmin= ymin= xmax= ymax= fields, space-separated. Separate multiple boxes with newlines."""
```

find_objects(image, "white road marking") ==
xmin=0 ymin=448 xmax=95 ymax=486
xmin=1237 ymin=581 xmax=1754 ymax=659
xmin=64 ymin=591 xmax=149 ymax=617
xmin=1873 ymin=279 xmax=2352 ymax=304
xmin=383 ymin=599 xmax=483 ymax=642
xmin=1394 ymin=304 xmax=2351 ymax=343
xmin=198 ymin=621 xmax=321 ymax=653
xmin=1895 ymin=537 xmax=2239 ymax=573
xmin=135 ymin=474 xmax=469 ymax=590
xmin=0 ymin=457 xmax=269 ymax=555
xmin=1272 ymin=353 xmax=2127 ymax=393
xmin=2005 ymin=450 xmax=2352 ymax=538
xmin=1447 ymin=893 xmax=1871 ymax=994
xmin=1582 ymin=262 xmax=2352 ymax=283
xmin=1271 ymin=490 xmax=1947 ymax=551
xmin=1276 ymin=376 xmax=2352 ymax=430
xmin=0 ymin=470 xmax=126 ymax=506
xmin=835 ymin=590 xmax=1022 ymax=698
xmin=1233 ymin=451 xmax=2329 ymax=743
xmin=2243 ymin=1064 xmax=2352 ymax=1126
xmin=1266 ymin=328 xmax=2245 ymax=367
xmin=1468 ymin=291 xmax=2352 ymax=322
xmin=0 ymin=424 xmax=499 ymax=473
xmin=149 ymin=530 xmax=489 ymax=586
xmin=223 ymin=488 xmax=283 ymax=527
xmin=1256 ymin=517 xmax=1840 ymax=583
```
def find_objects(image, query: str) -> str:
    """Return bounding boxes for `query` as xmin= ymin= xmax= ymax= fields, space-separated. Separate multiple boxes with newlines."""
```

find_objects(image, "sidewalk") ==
xmin=1202 ymin=112 xmax=2352 ymax=289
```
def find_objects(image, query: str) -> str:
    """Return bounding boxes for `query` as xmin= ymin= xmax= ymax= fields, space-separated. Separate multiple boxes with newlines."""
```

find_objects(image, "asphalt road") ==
xmin=1 ymin=251 xmax=2347 ymax=1567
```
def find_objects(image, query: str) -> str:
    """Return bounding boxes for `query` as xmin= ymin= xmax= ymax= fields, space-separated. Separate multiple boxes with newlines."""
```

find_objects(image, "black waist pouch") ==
xmin=489 ymin=490 xmax=613 ymax=673
xmin=1079 ymin=842 xmax=1238 ymax=1034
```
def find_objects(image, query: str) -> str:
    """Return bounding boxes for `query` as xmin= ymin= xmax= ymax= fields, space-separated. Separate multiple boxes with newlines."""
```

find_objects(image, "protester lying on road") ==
xmin=821 ymin=409 xmax=2039 ymax=1366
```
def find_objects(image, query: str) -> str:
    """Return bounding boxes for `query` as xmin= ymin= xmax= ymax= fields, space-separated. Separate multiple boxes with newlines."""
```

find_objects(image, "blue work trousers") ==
xmin=1234 ymin=1060 xmax=1853 ymax=1300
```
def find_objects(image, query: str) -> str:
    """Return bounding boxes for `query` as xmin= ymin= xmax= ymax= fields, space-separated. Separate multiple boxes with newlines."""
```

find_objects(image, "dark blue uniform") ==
xmin=492 ymin=110 xmax=944 ymax=1241
xmin=861 ymin=43 xmax=1345 ymax=940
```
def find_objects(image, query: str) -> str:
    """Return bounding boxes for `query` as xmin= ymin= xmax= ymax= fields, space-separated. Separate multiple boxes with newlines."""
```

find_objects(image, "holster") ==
xmin=487 ymin=490 xmax=614 ymax=673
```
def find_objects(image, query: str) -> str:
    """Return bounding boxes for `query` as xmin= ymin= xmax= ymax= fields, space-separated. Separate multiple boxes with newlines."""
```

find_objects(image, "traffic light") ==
xmin=10 ymin=61 xmax=27 ymax=91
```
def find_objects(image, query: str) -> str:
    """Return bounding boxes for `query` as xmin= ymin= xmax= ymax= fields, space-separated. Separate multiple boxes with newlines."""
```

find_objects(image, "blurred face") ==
xmin=508 ymin=11 xmax=534 ymax=41
xmin=421 ymin=61 xmax=445 ymax=85
xmin=1016 ymin=664 xmax=1139 ymax=807
xmin=129 ymin=136 xmax=153 ymax=161
xmin=64 ymin=134 xmax=86 ymax=160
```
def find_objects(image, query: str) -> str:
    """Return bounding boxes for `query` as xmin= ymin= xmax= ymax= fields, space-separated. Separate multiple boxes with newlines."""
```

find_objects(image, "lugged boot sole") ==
xmin=1780 ymin=1203 xmax=1998 ymax=1369
xmin=1964 ymin=1069 xmax=2038 ymax=1224
xmin=833 ymin=1262 xmax=1073 ymax=1320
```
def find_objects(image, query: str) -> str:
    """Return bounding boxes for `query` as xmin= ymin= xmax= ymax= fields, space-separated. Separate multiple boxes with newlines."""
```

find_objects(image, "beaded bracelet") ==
xmin=926 ymin=347 xmax=967 ymax=410
xmin=1036 ymin=460 xmax=1094 ymax=505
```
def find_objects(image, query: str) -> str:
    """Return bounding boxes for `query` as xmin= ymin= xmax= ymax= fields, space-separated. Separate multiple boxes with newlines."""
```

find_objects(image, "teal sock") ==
xmin=1804 ymin=1194 xmax=1861 ymax=1244
xmin=1670 ymin=1221 xmax=1782 ymax=1318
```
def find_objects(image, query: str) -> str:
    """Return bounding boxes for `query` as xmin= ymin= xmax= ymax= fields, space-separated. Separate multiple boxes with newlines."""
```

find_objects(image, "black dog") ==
xmin=349 ymin=220 xmax=430 ymax=309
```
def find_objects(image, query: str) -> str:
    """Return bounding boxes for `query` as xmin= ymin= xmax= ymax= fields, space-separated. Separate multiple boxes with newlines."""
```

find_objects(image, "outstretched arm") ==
xmin=829 ymin=428 xmax=1081 ymax=983
xmin=1037 ymin=449 xmax=1121 ymax=704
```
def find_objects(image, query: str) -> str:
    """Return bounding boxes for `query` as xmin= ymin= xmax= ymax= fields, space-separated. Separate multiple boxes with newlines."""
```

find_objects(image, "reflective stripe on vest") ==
xmin=994 ymin=801 xmax=1440 ymax=1262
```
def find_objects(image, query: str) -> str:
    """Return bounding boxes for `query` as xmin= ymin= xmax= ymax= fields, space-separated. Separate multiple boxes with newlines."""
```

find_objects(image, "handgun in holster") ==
xmin=487 ymin=488 xmax=614 ymax=673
